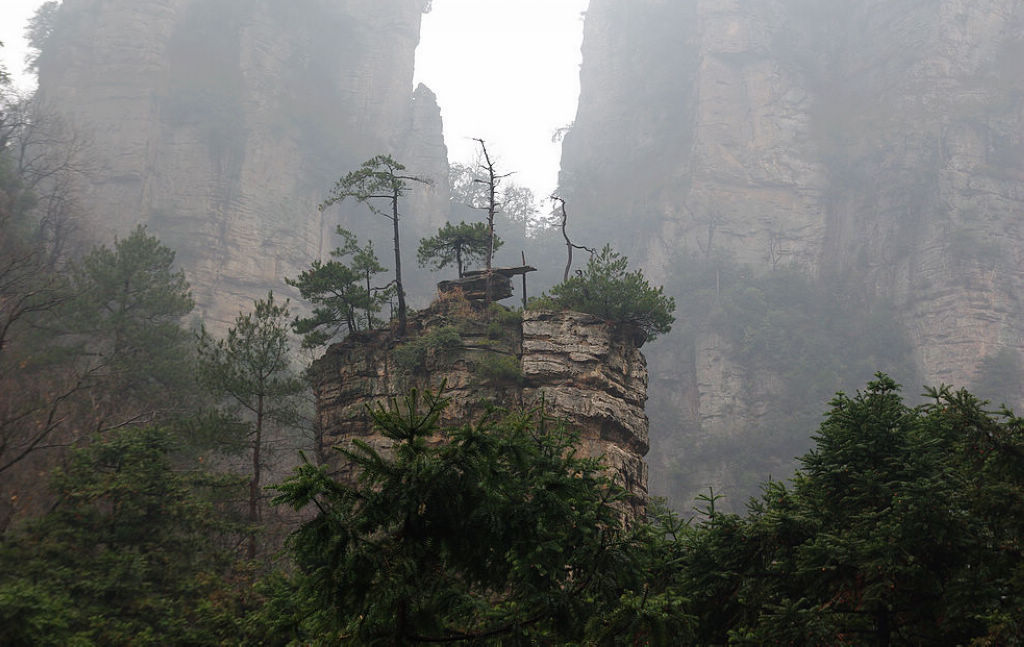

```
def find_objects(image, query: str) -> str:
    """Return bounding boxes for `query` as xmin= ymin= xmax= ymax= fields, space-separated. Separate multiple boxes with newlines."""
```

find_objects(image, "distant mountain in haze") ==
xmin=35 ymin=0 xmax=449 ymax=325
xmin=559 ymin=0 xmax=1024 ymax=507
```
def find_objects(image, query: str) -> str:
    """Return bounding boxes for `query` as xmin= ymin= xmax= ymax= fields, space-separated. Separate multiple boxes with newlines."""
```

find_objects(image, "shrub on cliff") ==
xmin=287 ymin=227 xmax=392 ymax=348
xmin=532 ymin=244 xmax=675 ymax=343
xmin=392 ymin=325 xmax=462 ymax=372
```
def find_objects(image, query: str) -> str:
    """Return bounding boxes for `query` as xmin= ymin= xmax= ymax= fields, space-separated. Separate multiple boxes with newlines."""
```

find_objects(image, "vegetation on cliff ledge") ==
xmin=531 ymin=244 xmax=676 ymax=344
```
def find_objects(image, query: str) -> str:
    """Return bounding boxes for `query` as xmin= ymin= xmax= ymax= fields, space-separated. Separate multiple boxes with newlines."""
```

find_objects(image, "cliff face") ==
xmin=560 ymin=0 xmax=1024 ymax=505
xmin=314 ymin=301 xmax=650 ymax=513
xmin=37 ymin=0 xmax=449 ymax=324
xmin=520 ymin=310 xmax=650 ymax=501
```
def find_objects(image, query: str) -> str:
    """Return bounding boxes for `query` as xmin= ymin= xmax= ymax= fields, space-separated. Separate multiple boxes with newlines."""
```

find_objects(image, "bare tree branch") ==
xmin=550 ymin=195 xmax=596 ymax=282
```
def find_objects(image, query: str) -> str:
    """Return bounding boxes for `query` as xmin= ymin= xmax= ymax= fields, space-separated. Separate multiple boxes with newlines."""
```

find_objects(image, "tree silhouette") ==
xmin=417 ymin=221 xmax=502 ymax=278
xmin=319 ymin=155 xmax=429 ymax=337
xmin=197 ymin=292 xmax=304 ymax=560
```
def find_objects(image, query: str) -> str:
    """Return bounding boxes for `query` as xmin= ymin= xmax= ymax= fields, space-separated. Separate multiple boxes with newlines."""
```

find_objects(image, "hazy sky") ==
xmin=0 ymin=0 xmax=42 ymax=92
xmin=415 ymin=0 xmax=588 ymax=198
xmin=1 ymin=0 xmax=589 ymax=200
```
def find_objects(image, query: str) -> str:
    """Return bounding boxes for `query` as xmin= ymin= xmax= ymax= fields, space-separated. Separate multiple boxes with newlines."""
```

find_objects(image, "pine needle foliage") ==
xmin=319 ymin=155 xmax=429 ymax=337
xmin=288 ymin=227 xmax=392 ymax=348
xmin=417 ymin=221 xmax=502 ymax=278
xmin=0 ymin=427 xmax=249 ymax=646
xmin=197 ymin=292 xmax=305 ymax=561
xmin=534 ymin=244 xmax=675 ymax=344
xmin=700 ymin=374 xmax=1024 ymax=644
xmin=71 ymin=225 xmax=195 ymax=405
xmin=272 ymin=388 xmax=643 ymax=644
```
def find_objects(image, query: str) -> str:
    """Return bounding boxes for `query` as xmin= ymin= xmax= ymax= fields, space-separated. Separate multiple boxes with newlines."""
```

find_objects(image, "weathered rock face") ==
xmin=37 ymin=0 xmax=448 ymax=325
xmin=314 ymin=302 xmax=650 ymax=512
xmin=559 ymin=0 xmax=1024 ymax=506
xmin=521 ymin=310 xmax=650 ymax=502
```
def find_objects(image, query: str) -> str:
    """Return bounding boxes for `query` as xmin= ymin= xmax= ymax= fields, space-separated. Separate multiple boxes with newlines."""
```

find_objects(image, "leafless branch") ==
xmin=550 ymin=195 xmax=596 ymax=282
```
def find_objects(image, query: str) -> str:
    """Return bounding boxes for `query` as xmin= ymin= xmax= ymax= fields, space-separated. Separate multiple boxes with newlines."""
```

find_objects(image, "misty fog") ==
xmin=2 ymin=1 xmax=1023 ymax=642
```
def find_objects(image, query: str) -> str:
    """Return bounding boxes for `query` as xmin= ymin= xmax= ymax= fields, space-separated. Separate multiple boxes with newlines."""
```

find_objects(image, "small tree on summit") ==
xmin=349 ymin=237 xmax=391 ymax=325
xmin=417 ymin=221 xmax=502 ymax=278
xmin=319 ymin=155 xmax=429 ymax=337
xmin=536 ymin=244 xmax=675 ymax=344
xmin=551 ymin=195 xmax=596 ymax=282
xmin=472 ymin=138 xmax=506 ymax=276
xmin=288 ymin=227 xmax=391 ymax=348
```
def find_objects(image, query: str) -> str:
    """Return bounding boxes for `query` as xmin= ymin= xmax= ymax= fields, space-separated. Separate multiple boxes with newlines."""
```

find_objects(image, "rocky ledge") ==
xmin=313 ymin=301 xmax=651 ymax=513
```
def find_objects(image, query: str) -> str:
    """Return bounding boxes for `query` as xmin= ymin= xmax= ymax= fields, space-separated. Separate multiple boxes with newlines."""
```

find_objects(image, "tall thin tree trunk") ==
xmin=248 ymin=393 xmax=263 ymax=562
xmin=392 ymin=195 xmax=406 ymax=336
xmin=558 ymin=199 xmax=573 ymax=282
xmin=521 ymin=250 xmax=528 ymax=309
xmin=364 ymin=270 xmax=372 ymax=328
xmin=475 ymin=138 xmax=498 ymax=302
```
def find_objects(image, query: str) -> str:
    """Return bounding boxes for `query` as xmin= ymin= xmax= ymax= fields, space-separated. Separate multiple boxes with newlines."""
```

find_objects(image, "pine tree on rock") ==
xmin=319 ymin=155 xmax=429 ymax=337
xmin=417 ymin=221 xmax=502 ymax=278
xmin=538 ymin=244 xmax=675 ymax=344
xmin=288 ymin=227 xmax=392 ymax=348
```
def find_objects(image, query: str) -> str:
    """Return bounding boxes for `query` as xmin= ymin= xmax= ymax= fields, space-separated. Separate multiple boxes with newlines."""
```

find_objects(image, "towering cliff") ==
xmin=35 ymin=0 xmax=450 ymax=324
xmin=560 ymin=0 xmax=1024 ymax=506
xmin=314 ymin=298 xmax=651 ymax=515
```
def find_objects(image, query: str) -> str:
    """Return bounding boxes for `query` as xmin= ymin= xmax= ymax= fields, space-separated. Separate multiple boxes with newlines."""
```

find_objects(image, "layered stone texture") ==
xmin=36 ymin=0 xmax=448 ymax=325
xmin=314 ymin=303 xmax=651 ymax=512
xmin=559 ymin=0 xmax=1024 ymax=504
xmin=520 ymin=311 xmax=649 ymax=502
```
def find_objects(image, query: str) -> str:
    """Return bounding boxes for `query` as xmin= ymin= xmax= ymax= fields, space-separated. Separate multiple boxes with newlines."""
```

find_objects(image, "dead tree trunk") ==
xmin=551 ymin=196 xmax=595 ymax=282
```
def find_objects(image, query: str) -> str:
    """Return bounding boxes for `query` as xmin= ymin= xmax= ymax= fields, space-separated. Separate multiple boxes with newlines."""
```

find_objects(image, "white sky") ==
xmin=1 ymin=0 xmax=588 ymax=198
xmin=414 ymin=0 xmax=588 ymax=198
xmin=0 ymin=0 xmax=43 ymax=93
